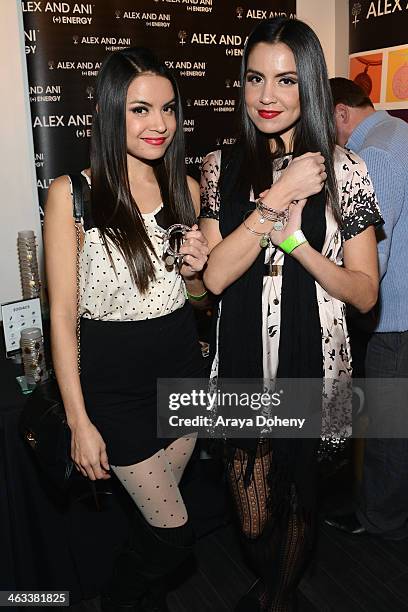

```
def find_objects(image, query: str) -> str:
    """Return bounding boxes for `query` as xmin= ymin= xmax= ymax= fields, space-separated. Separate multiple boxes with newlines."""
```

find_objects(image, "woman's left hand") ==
xmin=179 ymin=224 xmax=209 ymax=279
xmin=258 ymin=189 xmax=307 ymax=247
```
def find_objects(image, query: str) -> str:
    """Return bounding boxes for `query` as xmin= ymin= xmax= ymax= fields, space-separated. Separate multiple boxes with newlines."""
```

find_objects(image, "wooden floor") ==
xmin=72 ymin=519 xmax=408 ymax=612
xmin=71 ymin=457 xmax=408 ymax=612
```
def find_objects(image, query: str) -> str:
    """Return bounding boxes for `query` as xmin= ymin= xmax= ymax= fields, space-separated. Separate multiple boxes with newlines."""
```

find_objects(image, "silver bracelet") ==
xmin=256 ymin=198 xmax=289 ymax=231
xmin=242 ymin=212 xmax=270 ymax=248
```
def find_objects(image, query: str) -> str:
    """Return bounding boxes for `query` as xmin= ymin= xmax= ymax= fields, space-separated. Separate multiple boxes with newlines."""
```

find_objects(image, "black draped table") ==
xmin=0 ymin=331 xmax=132 ymax=604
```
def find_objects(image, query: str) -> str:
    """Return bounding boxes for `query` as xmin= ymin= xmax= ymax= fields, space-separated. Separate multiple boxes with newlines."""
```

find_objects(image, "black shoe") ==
xmin=103 ymin=514 xmax=193 ymax=612
xmin=324 ymin=512 xmax=367 ymax=535
xmin=100 ymin=549 xmax=147 ymax=612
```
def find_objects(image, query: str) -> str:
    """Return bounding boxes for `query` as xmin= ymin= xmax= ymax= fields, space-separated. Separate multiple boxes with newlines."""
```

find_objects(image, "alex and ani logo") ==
xmin=183 ymin=118 xmax=195 ymax=133
xmin=32 ymin=114 xmax=93 ymax=139
xmin=165 ymin=60 xmax=206 ymax=69
xmin=351 ymin=2 xmax=362 ymax=26
xmin=71 ymin=36 xmax=131 ymax=48
xmin=367 ymin=0 xmax=408 ymax=16
xmin=29 ymin=84 xmax=62 ymax=102
xmin=165 ymin=60 xmax=206 ymax=77
xmin=24 ymin=29 xmax=38 ymax=54
xmin=236 ymin=6 xmax=296 ymax=19
xmin=33 ymin=114 xmax=92 ymax=128
xmin=186 ymin=98 xmax=236 ymax=113
xmin=178 ymin=31 xmax=245 ymax=56
xmin=185 ymin=155 xmax=205 ymax=166
xmin=22 ymin=2 xmax=92 ymax=13
xmin=178 ymin=30 xmax=188 ymax=45
xmin=215 ymin=137 xmax=237 ymax=146
xmin=178 ymin=32 xmax=245 ymax=45
xmin=225 ymin=78 xmax=241 ymax=88
xmin=48 ymin=60 xmax=101 ymax=76
xmin=352 ymin=0 xmax=408 ymax=27
xmin=22 ymin=2 xmax=93 ymax=23
xmin=152 ymin=0 xmax=213 ymax=9
xmin=114 ymin=10 xmax=171 ymax=26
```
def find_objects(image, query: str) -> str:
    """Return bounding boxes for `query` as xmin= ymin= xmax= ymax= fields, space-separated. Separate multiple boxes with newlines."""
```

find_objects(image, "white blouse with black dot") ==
xmin=74 ymin=173 xmax=186 ymax=322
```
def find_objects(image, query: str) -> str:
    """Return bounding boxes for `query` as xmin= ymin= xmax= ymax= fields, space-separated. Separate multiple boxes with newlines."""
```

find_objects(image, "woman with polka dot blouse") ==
xmin=44 ymin=47 xmax=208 ymax=612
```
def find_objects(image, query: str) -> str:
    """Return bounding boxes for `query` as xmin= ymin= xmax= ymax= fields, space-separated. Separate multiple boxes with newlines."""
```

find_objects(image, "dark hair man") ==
xmin=326 ymin=77 xmax=408 ymax=540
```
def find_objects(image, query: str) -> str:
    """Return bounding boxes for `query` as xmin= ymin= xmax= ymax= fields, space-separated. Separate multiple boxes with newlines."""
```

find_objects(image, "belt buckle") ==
xmin=265 ymin=263 xmax=281 ymax=277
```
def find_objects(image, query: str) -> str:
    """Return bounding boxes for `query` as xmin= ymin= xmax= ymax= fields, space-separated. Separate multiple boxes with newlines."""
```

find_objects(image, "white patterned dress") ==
xmin=200 ymin=146 xmax=383 ymax=438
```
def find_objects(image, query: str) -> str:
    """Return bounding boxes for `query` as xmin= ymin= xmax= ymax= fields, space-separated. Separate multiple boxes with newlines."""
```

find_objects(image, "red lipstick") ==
xmin=142 ymin=137 xmax=166 ymax=146
xmin=258 ymin=110 xmax=282 ymax=119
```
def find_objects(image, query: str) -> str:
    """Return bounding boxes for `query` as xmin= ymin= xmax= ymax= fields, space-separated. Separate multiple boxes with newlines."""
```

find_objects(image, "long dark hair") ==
xmin=238 ymin=18 xmax=340 ymax=220
xmin=90 ymin=47 xmax=195 ymax=293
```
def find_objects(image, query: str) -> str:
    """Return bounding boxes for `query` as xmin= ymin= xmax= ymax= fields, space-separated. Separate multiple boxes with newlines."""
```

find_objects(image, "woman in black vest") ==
xmin=200 ymin=18 xmax=382 ymax=611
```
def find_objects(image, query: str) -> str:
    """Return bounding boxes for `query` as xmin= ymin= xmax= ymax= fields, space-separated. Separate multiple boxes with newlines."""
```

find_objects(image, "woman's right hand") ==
xmin=70 ymin=420 xmax=111 ymax=480
xmin=262 ymin=152 xmax=327 ymax=208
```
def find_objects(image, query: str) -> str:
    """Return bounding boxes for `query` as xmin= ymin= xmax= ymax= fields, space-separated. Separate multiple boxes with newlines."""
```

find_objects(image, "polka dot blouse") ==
xmin=72 ymin=173 xmax=186 ymax=322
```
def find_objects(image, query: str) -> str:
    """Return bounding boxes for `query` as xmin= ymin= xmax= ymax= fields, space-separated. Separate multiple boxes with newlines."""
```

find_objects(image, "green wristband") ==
xmin=186 ymin=289 xmax=208 ymax=301
xmin=279 ymin=230 xmax=308 ymax=254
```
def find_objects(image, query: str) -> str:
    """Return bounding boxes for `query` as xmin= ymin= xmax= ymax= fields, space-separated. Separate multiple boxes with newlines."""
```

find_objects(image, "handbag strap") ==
xmin=68 ymin=173 xmax=88 ymax=374
xmin=70 ymin=173 xmax=86 ymax=222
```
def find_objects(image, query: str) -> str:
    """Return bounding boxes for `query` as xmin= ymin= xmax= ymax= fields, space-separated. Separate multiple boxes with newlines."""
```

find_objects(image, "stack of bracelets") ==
xmin=256 ymin=197 xmax=290 ymax=231
xmin=242 ymin=198 xmax=290 ymax=248
xmin=242 ymin=198 xmax=308 ymax=254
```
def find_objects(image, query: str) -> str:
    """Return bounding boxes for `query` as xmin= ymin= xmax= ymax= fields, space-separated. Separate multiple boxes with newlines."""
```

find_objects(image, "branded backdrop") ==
xmin=349 ymin=0 xmax=408 ymax=122
xmin=22 ymin=0 xmax=296 ymax=215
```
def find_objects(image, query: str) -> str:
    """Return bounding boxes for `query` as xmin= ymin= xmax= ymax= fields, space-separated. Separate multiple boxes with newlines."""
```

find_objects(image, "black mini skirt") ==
xmin=79 ymin=303 xmax=204 ymax=465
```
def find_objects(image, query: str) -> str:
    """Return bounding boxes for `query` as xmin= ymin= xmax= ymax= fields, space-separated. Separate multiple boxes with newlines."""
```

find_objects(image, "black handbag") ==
xmin=19 ymin=174 xmax=89 ymax=488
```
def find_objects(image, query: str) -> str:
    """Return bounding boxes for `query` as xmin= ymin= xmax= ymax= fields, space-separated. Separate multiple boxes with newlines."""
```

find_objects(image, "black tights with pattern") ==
xmin=227 ymin=442 xmax=313 ymax=612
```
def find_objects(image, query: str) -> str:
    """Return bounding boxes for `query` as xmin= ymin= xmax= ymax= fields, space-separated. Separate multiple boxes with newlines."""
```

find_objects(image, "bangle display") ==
xmin=186 ymin=289 xmax=208 ymax=301
xmin=279 ymin=230 xmax=308 ymax=254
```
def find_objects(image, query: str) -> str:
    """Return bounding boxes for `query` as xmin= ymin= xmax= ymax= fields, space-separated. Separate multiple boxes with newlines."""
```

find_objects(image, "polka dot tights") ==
xmin=111 ymin=434 xmax=196 ymax=528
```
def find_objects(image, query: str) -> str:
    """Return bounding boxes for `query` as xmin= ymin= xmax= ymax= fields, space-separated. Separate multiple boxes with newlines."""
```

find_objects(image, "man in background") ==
xmin=327 ymin=77 xmax=408 ymax=540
